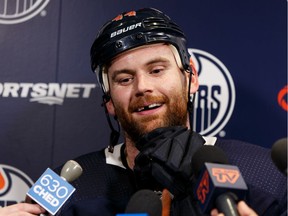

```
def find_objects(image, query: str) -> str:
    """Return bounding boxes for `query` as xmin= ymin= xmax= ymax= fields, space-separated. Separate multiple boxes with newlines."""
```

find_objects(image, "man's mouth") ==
xmin=136 ymin=103 xmax=162 ymax=112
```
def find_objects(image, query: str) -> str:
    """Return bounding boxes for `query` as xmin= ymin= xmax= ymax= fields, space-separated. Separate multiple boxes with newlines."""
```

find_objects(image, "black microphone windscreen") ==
xmin=271 ymin=138 xmax=287 ymax=175
xmin=192 ymin=145 xmax=229 ymax=177
xmin=125 ymin=189 xmax=162 ymax=216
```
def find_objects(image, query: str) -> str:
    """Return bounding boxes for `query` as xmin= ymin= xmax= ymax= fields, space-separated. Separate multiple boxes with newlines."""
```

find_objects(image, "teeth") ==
xmin=148 ymin=103 xmax=161 ymax=108
xmin=137 ymin=103 xmax=161 ymax=112
xmin=137 ymin=107 xmax=145 ymax=112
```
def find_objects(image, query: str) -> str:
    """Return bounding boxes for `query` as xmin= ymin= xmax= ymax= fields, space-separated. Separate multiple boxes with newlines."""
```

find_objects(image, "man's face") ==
xmin=106 ymin=44 xmax=190 ymax=143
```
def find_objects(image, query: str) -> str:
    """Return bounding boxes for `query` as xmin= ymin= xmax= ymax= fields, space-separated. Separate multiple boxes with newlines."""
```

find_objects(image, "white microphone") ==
xmin=60 ymin=160 xmax=83 ymax=182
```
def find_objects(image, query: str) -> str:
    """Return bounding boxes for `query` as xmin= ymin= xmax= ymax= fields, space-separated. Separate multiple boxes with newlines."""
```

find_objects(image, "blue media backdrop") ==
xmin=0 ymin=0 xmax=287 ymax=206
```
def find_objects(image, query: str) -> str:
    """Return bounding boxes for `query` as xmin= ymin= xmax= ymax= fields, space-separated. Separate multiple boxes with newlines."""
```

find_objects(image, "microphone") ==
xmin=117 ymin=189 xmax=162 ymax=216
xmin=192 ymin=145 xmax=248 ymax=216
xmin=60 ymin=160 xmax=83 ymax=182
xmin=26 ymin=160 xmax=83 ymax=215
xmin=271 ymin=138 xmax=287 ymax=176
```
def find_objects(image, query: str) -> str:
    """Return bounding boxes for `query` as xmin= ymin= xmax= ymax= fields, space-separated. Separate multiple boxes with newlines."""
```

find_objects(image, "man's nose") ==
xmin=134 ymin=73 xmax=153 ymax=96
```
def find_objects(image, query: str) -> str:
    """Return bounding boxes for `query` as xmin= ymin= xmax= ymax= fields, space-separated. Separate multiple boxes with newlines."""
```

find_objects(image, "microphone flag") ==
xmin=194 ymin=162 xmax=247 ymax=214
xmin=26 ymin=168 xmax=76 ymax=215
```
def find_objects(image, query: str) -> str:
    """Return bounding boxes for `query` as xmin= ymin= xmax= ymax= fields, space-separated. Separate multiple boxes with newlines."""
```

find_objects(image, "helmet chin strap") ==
xmin=188 ymin=92 xmax=196 ymax=131
xmin=187 ymin=60 xmax=196 ymax=131
xmin=102 ymin=95 xmax=120 ymax=153
xmin=169 ymin=44 xmax=196 ymax=130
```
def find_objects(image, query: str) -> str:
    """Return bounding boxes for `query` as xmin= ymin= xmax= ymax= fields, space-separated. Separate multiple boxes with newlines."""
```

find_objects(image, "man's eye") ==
xmin=151 ymin=68 xmax=164 ymax=74
xmin=118 ymin=77 xmax=133 ymax=85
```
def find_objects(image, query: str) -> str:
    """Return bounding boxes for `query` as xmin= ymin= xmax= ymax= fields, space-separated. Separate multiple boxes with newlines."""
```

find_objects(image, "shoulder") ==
xmin=214 ymin=139 xmax=280 ymax=179
xmin=55 ymin=144 xmax=126 ymax=176
xmin=215 ymin=139 xmax=271 ymax=166
xmin=59 ymin=144 xmax=132 ymax=197
xmin=74 ymin=148 xmax=106 ymax=166
xmin=55 ymin=144 xmax=134 ymax=216
xmin=215 ymin=138 xmax=287 ymax=215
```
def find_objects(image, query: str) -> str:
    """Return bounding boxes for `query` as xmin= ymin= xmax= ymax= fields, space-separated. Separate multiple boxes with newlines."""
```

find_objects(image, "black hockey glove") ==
xmin=134 ymin=126 xmax=205 ymax=199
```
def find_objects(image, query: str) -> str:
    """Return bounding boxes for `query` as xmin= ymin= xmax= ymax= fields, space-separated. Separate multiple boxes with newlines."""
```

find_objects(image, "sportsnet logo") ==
xmin=188 ymin=49 xmax=236 ymax=137
xmin=0 ymin=164 xmax=34 ymax=207
xmin=0 ymin=0 xmax=49 ymax=24
xmin=0 ymin=82 xmax=97 ymax=105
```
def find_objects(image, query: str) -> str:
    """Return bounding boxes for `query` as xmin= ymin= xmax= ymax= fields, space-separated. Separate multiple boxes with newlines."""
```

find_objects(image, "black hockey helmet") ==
xmin=90 ymin=8 xmax=191 ymax=95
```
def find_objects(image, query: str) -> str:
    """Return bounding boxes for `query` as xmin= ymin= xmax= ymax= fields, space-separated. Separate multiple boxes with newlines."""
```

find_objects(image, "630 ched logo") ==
xmin=188 ymin=49 xmax=236 ymax=137
xmin=0 ymin=164 xmax=34 ymax=207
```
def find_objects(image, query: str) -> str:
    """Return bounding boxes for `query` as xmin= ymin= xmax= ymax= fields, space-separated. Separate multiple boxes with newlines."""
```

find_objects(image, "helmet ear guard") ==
xmin=169 ymin=45 xmax=194 ymax=75
xmin=95 ymin=65 xmax=110 ymax=97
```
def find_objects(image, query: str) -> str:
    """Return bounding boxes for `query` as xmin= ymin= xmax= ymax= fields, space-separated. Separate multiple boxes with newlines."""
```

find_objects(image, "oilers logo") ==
xmin=188 ymin=49 xmax=236 ymax=137
xmin=0 ymin=0 xmax=49 ymax=24
xmin=0 ymin=164 xmax=34 ymax=207
xmin=277 ymin=85 xmax=288 ymax=111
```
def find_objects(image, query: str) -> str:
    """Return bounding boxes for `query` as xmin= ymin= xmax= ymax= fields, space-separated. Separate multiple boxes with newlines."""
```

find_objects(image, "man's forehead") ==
xmin=100 ymin=43 xmax=184 ymax=92
xmin=109 ymin=43 xmax=173 ymax=65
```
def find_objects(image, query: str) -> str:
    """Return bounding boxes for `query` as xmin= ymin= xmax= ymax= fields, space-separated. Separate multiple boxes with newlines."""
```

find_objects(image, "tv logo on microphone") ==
xmin=212 ymin=168 xmax=240 ymax=184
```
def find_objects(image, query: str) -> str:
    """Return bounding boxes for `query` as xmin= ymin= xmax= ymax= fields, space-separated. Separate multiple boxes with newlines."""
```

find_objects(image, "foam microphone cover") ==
xmin=271 ymin=138 xmax=287 ymax=175
xmin=125 ymin=189 xmax=162 ymax=216
xmin=60 ymin=160 xmax=83 ymax=182
xmin=192 ymin=145 xmax=229 ymax=177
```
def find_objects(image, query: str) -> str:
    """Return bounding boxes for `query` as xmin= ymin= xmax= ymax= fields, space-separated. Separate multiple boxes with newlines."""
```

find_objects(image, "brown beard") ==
xmin=114 ymin=87 xmax=188 ymax=143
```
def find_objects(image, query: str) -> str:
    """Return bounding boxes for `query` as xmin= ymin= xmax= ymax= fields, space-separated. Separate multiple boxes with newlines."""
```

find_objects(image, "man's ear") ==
xmin=189 ymin=69 xmax=199 ymax=94
xmin=105 ymin=99 xmax=116 ymax=116
xmin=186 ymin=57 xmax=199 ymax=94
